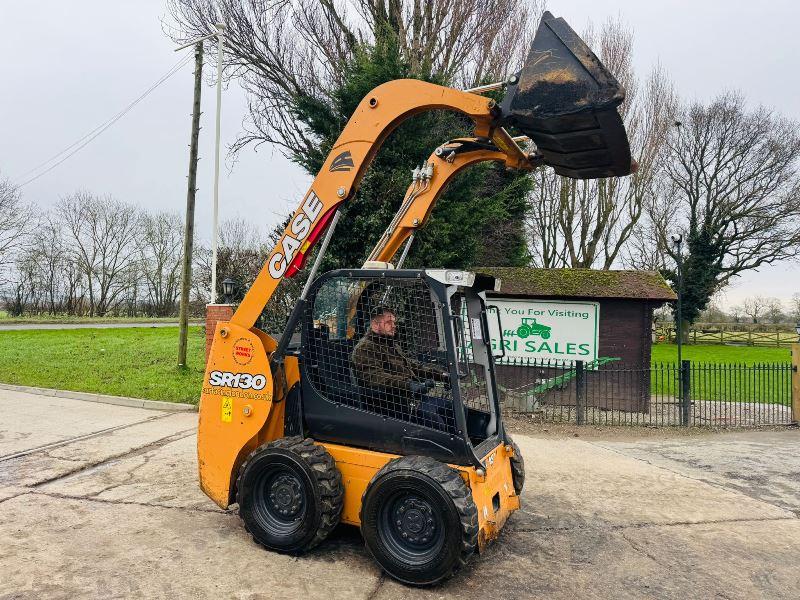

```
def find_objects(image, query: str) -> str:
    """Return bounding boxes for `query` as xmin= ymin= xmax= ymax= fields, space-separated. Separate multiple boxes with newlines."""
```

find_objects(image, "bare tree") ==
xmin=527 ymin=20 xmax=676 ymax=269
xmin=763 ymin=297 xmax=786 ymax=324
xmin=790 ymin=293 xmax=800 ymax=322
xmin=636 ymin=92 xmax=800 ymax=324
xmin=742 ymin=296 xmax=769 ymax=324
xmin=57 ymin=192 xmax=140 ymax=316
xmin=137 ymin=212 xmax=184 ymax=316
xmin=165 ymin=0 xmax=540 ymax=159
xmin=0 ymin=174 xmax=31 ymax=284
xmin=729 ymin=304 xmax=744 ymax=324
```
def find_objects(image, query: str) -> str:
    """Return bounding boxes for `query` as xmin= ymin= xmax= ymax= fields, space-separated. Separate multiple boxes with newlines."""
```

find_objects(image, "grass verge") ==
xmin=0 ymin=327 xmax=205 ymax=404
xmin=651 ymin=343 xmax=791 ymax=364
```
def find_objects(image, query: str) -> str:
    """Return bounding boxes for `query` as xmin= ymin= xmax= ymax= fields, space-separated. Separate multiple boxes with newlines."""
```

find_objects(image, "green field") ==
xmin=0 ymin=327 xmax=206 ymax=403
xmin=0 ymin=311 xmax=201 ymax=325
xmin=0 ymin=331 xmax=794 ymax=405
xmin=650 ymin=344 xmax=792 ymax=403
xmin=651 ymin=344 xmax=792 ymax=364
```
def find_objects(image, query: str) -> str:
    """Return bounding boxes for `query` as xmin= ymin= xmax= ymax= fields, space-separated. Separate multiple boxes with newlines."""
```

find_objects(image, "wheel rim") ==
xmin=251 ymin=464 xmax=307 ymax=536
xmin=379 ymin=489 xmax=444 ymax=566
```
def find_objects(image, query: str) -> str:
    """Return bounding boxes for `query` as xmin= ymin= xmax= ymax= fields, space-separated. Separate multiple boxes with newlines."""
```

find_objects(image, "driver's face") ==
xmin=375 ymin=313 xmax=397 ymax=336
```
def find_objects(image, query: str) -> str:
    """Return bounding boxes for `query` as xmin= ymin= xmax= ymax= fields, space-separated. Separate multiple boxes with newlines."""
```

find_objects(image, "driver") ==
xmin=351 ymin=305 xmax=450 ymax=429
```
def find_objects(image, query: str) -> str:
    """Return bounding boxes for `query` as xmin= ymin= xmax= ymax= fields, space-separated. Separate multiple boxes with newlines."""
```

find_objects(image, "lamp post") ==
xmin=793 ymin=324 xmax=800 ymax=424
xmin=671 ymin=234 xmax=684 ymax=366
xmin=671 ymin=234 xmax=686 ymax=423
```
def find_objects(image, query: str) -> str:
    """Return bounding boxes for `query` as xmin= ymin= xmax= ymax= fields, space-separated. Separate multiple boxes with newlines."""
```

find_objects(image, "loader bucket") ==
xmin=500 ymin=11 xmax=633 ymax=179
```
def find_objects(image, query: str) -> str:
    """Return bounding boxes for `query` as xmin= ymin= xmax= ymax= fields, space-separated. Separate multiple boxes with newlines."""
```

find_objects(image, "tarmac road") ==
xmin=1 ymin=388 xmax=798 ymax=599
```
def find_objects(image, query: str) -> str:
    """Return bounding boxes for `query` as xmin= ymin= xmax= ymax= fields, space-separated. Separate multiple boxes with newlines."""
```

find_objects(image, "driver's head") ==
xmin=370 ymin=306 xmax=397 ymax=337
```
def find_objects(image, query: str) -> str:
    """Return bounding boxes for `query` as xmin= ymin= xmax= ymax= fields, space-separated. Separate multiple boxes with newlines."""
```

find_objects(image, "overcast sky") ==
xmin=1 ymin=1 xmax=798 ymax=309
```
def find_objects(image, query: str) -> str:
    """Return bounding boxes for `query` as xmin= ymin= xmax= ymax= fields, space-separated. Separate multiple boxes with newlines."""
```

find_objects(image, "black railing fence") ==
xmin=494 ymin=358 xmax=795 ymax=427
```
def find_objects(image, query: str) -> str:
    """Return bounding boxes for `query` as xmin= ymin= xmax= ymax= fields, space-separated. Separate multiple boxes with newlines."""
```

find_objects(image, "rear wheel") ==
xmin=508 ymin=436 xmax=525 ymax=495
xmin=516 ymin=324 xmax=530 ymax=338
xmin=236 ymin=436 xmax=343 ymax=554
xmin=360 ymin=455 xmax=478 ymax=586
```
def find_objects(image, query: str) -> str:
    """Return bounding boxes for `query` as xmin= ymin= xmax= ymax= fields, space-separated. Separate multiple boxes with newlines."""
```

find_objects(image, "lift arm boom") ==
xmin=230 ymin=80 xmax=530 ymax=329
xmin=367 ymin=135 xmax=540 ymax=265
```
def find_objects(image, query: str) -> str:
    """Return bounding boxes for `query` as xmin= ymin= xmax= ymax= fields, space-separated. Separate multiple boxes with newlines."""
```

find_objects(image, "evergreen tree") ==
xmin=284 ymin=37 xmax=532 ymax=270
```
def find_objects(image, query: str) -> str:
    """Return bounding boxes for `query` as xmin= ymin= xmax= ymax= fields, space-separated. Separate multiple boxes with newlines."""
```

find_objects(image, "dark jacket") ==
xmin=351 ymin=330 xmax=443 ymax=391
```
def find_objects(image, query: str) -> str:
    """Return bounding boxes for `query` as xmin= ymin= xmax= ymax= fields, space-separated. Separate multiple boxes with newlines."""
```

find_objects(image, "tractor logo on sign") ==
xmin=329 ymin=151 xmax=354 ymax=172
xmin=515 ymin=317 xmax=551 ymax=340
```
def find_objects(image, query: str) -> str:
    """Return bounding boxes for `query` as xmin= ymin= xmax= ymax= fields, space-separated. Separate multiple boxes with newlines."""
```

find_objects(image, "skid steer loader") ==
xmin=198 ymin=12 xmax=633 ymax=586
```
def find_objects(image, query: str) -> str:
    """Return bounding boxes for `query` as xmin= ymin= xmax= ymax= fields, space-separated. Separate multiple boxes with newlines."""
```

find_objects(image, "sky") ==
xmin=0 ymin=0 xmax=798 ymax=310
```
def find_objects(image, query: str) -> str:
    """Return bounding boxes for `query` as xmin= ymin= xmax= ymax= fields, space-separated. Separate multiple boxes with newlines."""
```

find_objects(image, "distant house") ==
xmin=477 ymin=268 xmax=676 ymax=412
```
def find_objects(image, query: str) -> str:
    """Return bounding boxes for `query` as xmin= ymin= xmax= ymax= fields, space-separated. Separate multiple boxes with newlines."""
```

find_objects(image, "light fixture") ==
xmin=222 ymin=277 xmax=236 ymax=304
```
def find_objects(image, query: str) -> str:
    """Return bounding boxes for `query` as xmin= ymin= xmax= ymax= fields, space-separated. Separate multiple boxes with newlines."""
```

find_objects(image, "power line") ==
xmin=15 ymin=53 xmax=194 ymax=188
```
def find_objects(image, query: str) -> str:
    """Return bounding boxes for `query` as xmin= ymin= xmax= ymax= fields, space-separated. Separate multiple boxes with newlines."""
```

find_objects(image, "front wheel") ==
xmin=236 ymin=437 xmax=343 ymax=554
xmin=507 ymin=436 xmax=525 ymax=495
xmin=539 ymin=330 xmax=551 ymax=340
xmin=360 ymin=455 xmax=478 ymax=586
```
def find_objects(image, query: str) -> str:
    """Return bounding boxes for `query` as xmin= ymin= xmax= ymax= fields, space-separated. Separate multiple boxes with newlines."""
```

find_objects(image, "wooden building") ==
xmin=478 ymin=268 xmax=676 ymax=413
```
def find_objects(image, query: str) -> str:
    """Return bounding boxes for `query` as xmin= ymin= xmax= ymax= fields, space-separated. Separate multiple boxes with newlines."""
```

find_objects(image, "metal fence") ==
xmin=494 ymin=358 xmax=795 ymax=427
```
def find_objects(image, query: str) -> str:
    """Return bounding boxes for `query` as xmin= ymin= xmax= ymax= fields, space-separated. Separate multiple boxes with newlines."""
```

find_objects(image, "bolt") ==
xmin=435 ymin=147 xmax=444 ymax=156
xmin=337 ymin=187 xmax=346 ymax=197
xmin=413 ymin=218 xmax=419 ymax=225
xmin=487 ymin=99 xmax=496 ymax=109
xmin=402 ymin=532 xmax=408 ymax=539
xmin=505 ymin=444 xmax=512 ymax=453
xmin=396 ymin=520 xmax=402 ymax=526
xmin=476 ymin=468 xmax=485 ymax=477
xmin=508 ymin=74 xmax=519 ymax=85
xmin=220 ymin=328 xmax=229 ymax=338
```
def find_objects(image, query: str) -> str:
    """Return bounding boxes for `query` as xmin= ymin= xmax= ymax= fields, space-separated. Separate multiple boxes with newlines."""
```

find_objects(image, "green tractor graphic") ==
xmin=516 ymin=317 xmax=552 ymax=339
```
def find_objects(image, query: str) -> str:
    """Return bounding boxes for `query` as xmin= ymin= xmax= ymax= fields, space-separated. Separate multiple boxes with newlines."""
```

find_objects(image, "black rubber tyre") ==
xmin=236 ymin=436 xmax=343 ymax=554
xmin=508 ymin=436 xmax=525 ymax=495
xmin=360 ymin=455 xmax=478 ymax=586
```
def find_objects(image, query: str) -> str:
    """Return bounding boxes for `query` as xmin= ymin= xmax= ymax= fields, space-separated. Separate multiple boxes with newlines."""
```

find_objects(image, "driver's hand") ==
xmin=409 ymin=381 xmax=428 ymax=394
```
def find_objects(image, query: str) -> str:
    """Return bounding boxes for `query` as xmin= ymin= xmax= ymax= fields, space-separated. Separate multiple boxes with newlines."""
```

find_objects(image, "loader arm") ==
xmin=367 ymin=135 xmax=540 ymax=265
xmin=231 ymin=80 xmax=532 ymax=330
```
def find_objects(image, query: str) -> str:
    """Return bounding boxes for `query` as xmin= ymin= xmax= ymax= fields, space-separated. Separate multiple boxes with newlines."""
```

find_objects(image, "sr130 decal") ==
xmin=208 ymin=370 xmax=267 ymax=390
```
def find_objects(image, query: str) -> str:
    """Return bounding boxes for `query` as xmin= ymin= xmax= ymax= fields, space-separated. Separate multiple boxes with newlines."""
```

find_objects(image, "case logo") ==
xmin=329 ymin=151 xmax=354 ymax=172
xmin=268 ymin=191 xmax=324 ymax=278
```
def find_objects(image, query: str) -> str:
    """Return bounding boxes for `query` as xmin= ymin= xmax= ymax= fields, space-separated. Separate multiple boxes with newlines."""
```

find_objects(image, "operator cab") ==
xmin=286 ymin=268 xmax=506 ymax=468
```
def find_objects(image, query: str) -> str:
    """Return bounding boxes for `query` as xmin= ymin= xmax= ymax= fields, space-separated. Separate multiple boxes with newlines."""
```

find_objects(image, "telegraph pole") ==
xmin=177 ymin=43 xmax=203 ymax=368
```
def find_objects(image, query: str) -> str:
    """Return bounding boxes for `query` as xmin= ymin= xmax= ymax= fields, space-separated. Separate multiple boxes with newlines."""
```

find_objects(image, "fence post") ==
xmin=575 ymin=360 xmax=585 ymax=425
xmin=681 ymin=360 xmax=691 ymax=426
xmin=792 ymin=344 xmax=800 ymax=425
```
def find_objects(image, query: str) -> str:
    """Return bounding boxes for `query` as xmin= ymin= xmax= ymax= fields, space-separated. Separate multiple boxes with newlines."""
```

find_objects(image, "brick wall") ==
xmin=206 ymin=304 xmax=235 ymax=362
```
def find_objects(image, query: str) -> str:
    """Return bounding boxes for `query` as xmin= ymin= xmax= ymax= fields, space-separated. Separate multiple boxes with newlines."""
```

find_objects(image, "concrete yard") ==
xmin=1 ymin=389 xmax=798 ymax=599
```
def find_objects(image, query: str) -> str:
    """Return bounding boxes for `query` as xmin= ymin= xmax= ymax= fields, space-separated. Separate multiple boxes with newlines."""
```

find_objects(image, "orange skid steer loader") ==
xmin=198 ymin=12 xmax=633 ymax=586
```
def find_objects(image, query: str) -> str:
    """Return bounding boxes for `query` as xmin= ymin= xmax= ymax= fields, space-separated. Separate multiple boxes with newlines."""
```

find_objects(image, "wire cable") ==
xmin=15 ymin=53 xmax=194 ymax=188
